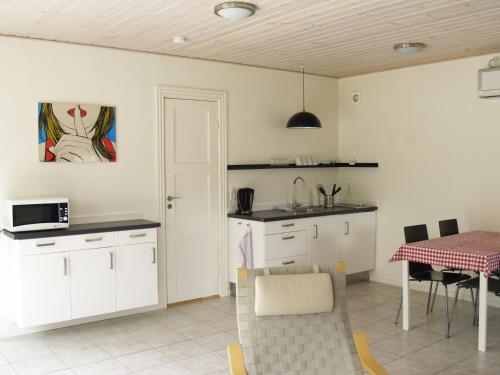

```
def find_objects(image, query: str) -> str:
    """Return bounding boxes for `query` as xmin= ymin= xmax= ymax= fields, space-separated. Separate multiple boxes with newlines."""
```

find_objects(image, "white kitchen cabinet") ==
xmin=6 ymin=223 xmax=159 ymax=328
xmin=308 ymin=215 xmax=340 ymax=266
xmin=116 ymin=243 xmax=158 ymax=311
xmin=17 ymin=252 xmax=71 ymax=327
xmin=339 ymin=212 xmax=376 ymax=275
xmin=228 ymin=210 xmax=377 ymax=279
xmin=70 ymin=248 xmax=117 ymax=319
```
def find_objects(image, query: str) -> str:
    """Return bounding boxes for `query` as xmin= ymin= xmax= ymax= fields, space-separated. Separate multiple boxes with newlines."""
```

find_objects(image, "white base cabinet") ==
xmin=116 ymin=243 xmax=158 ymax=311
xmin=16 ymin=252 xmax=72 ymax=327
xmin=7 ymin=227 xmax=158 ymax=328
xmin=70 ymin=248 xmax=117 ymax=319
xmin=229 ymin=211 xmax=376 ymax=282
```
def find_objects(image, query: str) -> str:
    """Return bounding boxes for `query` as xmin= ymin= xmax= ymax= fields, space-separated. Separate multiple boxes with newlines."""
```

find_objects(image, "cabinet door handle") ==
xmin=130 ymin=233 xmax=146 ymax=238
xmin=85 ymin=237 xmax=103 ymax=242
xmin=281 ymin=235 xmax=295 ymax=240
xmin=152 ymin=247 xmax=156 ymax=264
xmin=282 ymin=260 xmax=295 ymax=265
xmin=281 ymin=223 xmax=295 ymax=228
xmin=109 ymin=252 xmax=114 ymax=270
xmin=344 ymin=222 xmax=349 ymax=235
xmin=63 ymin=257 xmax=68 ymax=276
xmin=37 ymin=242 xmax=55 ymax=247
xmin=313 ymin=224 xmax=318 ymax=239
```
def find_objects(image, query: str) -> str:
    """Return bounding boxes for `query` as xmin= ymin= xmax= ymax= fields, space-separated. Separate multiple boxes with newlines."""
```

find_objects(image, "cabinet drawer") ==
xmin=265 ymin=254 xmax=308 ymax=268
xmin=265 ymin=230 xmax=307 ymax=260
xmin=17 ymin=236 xmax=70 ymax=256
xmin=69 ymin=232 xmax=115 ymax=250
xmin=115 ymin=228 xmax=157 ymax=245
xmin=264 ymin=219 xmax=307 ymax=235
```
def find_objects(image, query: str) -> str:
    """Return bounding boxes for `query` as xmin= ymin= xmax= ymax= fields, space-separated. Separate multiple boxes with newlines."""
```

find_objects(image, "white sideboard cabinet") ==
xmin=5 ymin=222 xmax=159 ymax=328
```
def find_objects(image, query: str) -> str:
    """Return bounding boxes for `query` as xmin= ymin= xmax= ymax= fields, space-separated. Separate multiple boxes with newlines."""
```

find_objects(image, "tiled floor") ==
xmin=1 ymin=281 xmax=500 ymax=374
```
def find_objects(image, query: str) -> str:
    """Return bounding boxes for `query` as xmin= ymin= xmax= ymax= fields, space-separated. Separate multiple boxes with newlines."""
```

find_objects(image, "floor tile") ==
xmin=72 ymin=358 xmax=131 ymax=375
xmin=0 ymin=340 xmax=54 ymax=363
xmin=0 ymin=364 xmax=18 ymax=375
xmin=157 ymin=340 xmax=210 ymax=362
xmin=91 ymin=333 xmax=151 ymax=357
xmin=177 ymin=352 xmax=228 ymax=374
xmin=54 ymin=344 xmax=110 ymax=367
xmin=117 ymin=349 xmax=172 ymax=372
xmin=173 ymin=323 xmax=220 ymax=340
xmin=135 ymin=362 xmax=194 ymax=375
xmin=194 ymin=330 xmax=239 ymax=352
xmin=384 ymin=357 xmax=435 ymax=375
xmin=11 ymin=353 xmax=68 ymax=375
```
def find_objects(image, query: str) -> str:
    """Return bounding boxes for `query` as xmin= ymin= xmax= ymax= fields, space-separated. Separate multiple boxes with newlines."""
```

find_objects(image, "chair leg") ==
xmin=430 ymin=281 xmax=439 ymax=312
xmin=395 ymin=294 xmax=403 ymax=325
xmin=426 ymin=281 xmax=434 ymax=314
xmin=444 ymin=284 xmax=450 ymax=338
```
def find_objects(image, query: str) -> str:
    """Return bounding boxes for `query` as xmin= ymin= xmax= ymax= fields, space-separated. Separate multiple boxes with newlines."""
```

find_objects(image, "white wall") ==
xmin=338 ymin=53 xmax=500 ymax=286
xmin=0 ymin=36 xmax=338 ymax=222
xmin=0 ymin=36 xmax=339 ymax=336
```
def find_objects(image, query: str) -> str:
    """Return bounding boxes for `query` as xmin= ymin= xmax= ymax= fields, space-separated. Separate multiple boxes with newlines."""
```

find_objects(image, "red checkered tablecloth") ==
xmin=389 ymin=231 xmax=500 ymax=277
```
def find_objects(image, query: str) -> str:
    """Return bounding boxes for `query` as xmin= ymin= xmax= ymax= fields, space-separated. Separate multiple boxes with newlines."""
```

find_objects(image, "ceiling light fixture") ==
xmin=173 ymin=36 xmax=188 ymax=44
xmin=393 ymin=42 xmax=426 ymax=55
xmin=287 ymin=67 xmax=322 ymax=129
xmin=214 ymin=2 xmax=257 ymax=20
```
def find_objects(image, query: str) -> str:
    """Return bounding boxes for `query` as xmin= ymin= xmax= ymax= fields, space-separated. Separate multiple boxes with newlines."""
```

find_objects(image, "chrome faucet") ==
xmin=292 ymin=176 xmax=306 ymax=209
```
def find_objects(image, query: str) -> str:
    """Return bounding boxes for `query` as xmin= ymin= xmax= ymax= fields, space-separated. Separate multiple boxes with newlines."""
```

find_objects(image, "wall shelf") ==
xmin=227 ymin=162 xmax=378 ymax=170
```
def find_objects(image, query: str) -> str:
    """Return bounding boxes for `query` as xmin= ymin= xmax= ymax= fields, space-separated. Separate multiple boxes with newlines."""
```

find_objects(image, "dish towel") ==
xmin=239 ymin=226 xmax=253 ymax=268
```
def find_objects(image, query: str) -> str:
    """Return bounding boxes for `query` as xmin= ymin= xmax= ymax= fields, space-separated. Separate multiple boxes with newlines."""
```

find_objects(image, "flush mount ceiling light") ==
xmin=393 ymin=42 xmax=427 ymax=55
xmin=173 ymin=36 xmax=187 ymax=44
xmin=214 ymin=2 xmax=257 ymax=20
xmin=287 ymin=67 xmax=322 ymax=129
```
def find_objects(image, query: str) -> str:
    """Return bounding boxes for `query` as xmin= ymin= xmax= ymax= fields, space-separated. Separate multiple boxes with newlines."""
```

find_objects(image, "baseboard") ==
xmin=369 ymin=271 xmax=500 ymax=309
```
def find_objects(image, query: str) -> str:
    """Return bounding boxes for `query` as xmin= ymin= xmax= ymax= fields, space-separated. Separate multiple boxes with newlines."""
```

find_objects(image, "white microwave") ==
xmin=4 ymin=198 xmax=69 ymax=232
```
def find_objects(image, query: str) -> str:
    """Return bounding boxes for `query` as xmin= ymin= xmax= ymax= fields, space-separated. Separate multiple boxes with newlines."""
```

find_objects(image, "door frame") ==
xmin=156 ymin=86 xmax=228 ymax=305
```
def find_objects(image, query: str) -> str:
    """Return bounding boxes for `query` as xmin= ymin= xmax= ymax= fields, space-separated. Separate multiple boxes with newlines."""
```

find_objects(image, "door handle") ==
xmin=167 ymin=195 xmax=181 ymax=201
xmin=313 ymin=224 xmax=318 ymax=239
xmin=281 ymin=223 xmax=295 ymax=228
xmin=37 ymin=242 xmax=55 ymax=247
xmin=63 ymin=257 xmax=68 ymax=276
xmin=85 ymin=237 xmax=103 ymax=242
xmin=344 ymin=222 xmax=349 ymax=235
xmin=281 ymin=235 xmax=295 ymax=240
xmin=130 ymin=233 xmax=146 ymax=238
xmin=109 ymin=252 xmax=114 ymax=270
xmin=152 ymin=247 xmax=156 ymax=264
xmin=282 ymin=260 xmax=295 ymax=265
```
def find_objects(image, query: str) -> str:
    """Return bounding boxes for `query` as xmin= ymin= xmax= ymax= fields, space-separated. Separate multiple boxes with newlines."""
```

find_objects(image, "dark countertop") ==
xmin=227 ymin=205 xmax=377 ymax=222
xmin=2 ymin=219 xmax=161 ymax=240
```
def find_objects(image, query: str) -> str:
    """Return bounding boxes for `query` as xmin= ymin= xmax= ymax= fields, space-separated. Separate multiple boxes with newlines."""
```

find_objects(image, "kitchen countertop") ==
xmin=227 ymin=205 xmax=377 ymax=222
xmin=2 ymin=219 xmax=161 ymax=240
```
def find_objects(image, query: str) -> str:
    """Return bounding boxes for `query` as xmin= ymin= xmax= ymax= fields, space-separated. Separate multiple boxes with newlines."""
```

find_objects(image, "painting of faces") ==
xmin=38 ymin=102 xmax=116 ymax=162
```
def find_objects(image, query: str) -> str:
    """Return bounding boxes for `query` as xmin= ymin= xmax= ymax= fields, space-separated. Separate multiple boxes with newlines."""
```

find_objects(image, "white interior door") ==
xmin=165 ymin=98 xmax=220 ymax=303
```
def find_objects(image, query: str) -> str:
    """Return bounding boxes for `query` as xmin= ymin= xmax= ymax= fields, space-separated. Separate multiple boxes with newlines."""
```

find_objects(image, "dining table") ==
xmin=390 ymin=231 xmax=500 ymax=352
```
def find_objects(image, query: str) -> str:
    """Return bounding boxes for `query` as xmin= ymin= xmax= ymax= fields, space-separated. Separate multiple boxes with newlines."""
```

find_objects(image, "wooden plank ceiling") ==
xmin=0 ymin=0 xmax=499 ymax=77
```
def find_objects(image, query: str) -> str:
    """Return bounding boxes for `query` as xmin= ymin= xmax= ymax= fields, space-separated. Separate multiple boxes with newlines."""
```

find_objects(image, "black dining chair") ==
xmin=439 ymin=219 xmax=459 ymax=237
xmin=450 ymin=274 xmax=500 ymax=330
xmin=395 ymin=224 xmax=470 ymax=337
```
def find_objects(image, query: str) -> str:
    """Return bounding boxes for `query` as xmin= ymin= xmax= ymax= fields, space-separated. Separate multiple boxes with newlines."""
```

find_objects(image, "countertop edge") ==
xmin=2 ymin=219 xmax=161 ymax=240
xmin=227 ymin=206 xmax=378 ymax=222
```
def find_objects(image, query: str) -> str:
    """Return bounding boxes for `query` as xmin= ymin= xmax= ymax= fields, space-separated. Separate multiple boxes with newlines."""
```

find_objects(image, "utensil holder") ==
xmin=323 ymin=195 xmax=334 ymax=208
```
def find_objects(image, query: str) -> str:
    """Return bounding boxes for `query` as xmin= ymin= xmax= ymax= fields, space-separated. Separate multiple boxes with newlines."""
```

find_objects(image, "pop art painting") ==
xmin=38 ymin=102 xmax=116 ymax=162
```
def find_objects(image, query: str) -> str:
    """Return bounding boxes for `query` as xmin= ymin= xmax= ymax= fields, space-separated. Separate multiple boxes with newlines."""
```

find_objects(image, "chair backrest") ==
xmin=439 ymin=219 xmax=459 ymax=237
xmin=404 ymin=224 xmax=432 ymax=276
xmin=235 ymin=264 xmax=363 ymax=375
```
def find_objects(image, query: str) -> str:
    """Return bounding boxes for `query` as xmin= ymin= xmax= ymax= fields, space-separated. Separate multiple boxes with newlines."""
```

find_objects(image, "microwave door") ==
xmin=12 ymin=203 xmax=61 ymax=229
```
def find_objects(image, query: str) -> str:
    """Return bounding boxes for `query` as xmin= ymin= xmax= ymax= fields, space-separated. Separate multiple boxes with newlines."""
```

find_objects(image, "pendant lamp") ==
xmin=286 ymin=67 xmax=322 ymax=129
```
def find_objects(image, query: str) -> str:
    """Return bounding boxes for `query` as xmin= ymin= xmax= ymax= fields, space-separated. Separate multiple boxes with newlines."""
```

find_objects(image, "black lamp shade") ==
xmin=286 ymin=111 xmax=322 ymax=129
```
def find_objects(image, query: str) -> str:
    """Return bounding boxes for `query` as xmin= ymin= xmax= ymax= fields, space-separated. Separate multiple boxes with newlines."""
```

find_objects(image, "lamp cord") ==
xmin=302 ymin=66 xmax=305 ymax=112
